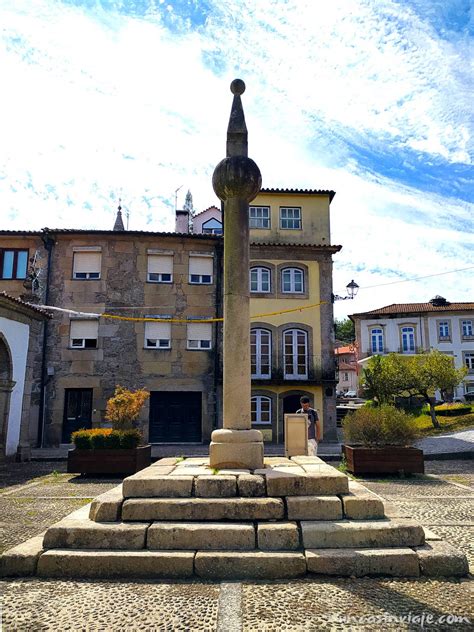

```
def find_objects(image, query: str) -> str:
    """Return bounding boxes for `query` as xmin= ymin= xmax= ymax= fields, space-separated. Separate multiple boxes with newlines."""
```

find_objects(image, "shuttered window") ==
xmin=187 ymin=322 xmax=212 ymax=349
xmin=147 ymin=255 xmax=173 ymax=283
xmin=70 ymin=320 xmax=99 ymax=348
xmin=189 ymin=255 xmax=213 ymax=284
xmin=144 ymin=321 xmax=171 ymax=348
xmin=73 ymin=252 xmax=101 ymax=279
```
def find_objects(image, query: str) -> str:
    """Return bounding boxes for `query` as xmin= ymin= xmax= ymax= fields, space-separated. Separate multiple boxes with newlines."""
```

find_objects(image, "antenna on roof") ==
xmin=174 ymin=185 xmax=183 ymax=211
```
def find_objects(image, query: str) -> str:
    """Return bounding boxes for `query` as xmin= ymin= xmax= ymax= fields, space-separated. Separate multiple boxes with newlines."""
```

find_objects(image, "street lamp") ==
xmin=332 ymin=279 xmax=359 ymax=302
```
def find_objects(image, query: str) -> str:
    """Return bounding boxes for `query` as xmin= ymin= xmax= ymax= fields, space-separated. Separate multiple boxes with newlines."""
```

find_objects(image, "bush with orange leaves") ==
xmin=105 ymin=385 xmax=150 ymax=431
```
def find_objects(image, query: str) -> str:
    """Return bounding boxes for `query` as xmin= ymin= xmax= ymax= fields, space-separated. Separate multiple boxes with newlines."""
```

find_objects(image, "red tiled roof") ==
xmin=0 ymin=292 xmax=51 ymax=318
xmin=251 ymin=243 xmax=342 ymax=252
xmin=338 ymin=361 xmax=357 ymax=371
xmin=351 ymin=302 xmax=474 ymax=318
xmin=192 ymin=206 xmax=221 ymax=218
xmin=335 ymin=346 xmax=355 ymax=355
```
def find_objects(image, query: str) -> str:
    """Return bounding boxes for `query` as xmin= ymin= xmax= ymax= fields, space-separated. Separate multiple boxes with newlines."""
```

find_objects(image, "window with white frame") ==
xmin=370 ymin=328 xmax=384 ymax=353
xmin=202 ymin=218 xmax=223 ymax=235
xmin=251 ymin=396 xmax=271 ymax=424
xmin=249 ymin=206 xmax=270 ymax=229
xmin=189 ymin=255 xmax=213 ymax=284
xmin=251 ymin=329 xmax=271 ymax=378
xmin=283 ymin=328 xmax=308 ymax=378
xmin=462 ymin=320 xmax=473 ymax=337
xmin=280 ymin=207 xmax=301 ymax=229
xmin=464 ymin=352 xmax=474 ymax=371
xmin=147 ymin=254 xmax=173 ymax=283
xmin=72 ymin=250 xmax=101 ymax=279
xmin=281 ymin=268 xmax=304 ymax=293
xmin=250 ymin=267 xmax=271 ymax=293
xmin=70 ymin=319 xmax=98 ymax=349
xmin=465 ymin=383 xmax=474 ymax=393
xmin=438 ymin=321 xmax=450 ymax=339
xmin=187 ymin=322 xmax=212 ymax=349
xmin=401 ymin=326 xmax=415 ymax=352
xmin=144 ymin=320 xmax=171 ymax=349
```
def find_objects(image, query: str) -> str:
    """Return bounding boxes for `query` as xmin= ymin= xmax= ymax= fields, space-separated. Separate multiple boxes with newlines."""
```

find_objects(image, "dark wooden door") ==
xmin=149 ymin=391 xmax=202 ymax=443
xmin=62 ymin=388 xmax=93 ymax=442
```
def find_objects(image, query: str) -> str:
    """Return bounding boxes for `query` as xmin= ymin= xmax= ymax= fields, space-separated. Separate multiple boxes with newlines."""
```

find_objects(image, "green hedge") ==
xmin=71 ymin=428 xmax=142 ymax=449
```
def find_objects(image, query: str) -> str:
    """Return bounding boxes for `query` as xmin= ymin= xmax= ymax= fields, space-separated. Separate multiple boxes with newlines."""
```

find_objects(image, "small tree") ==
xmin=105 ymin=386 xmax=150 ymax=431
xmin=362 ymin=351 xmax=467 ymax=428
xmin=405 ymin=351 xmax=467 ymax=429
xmin=334 ymin=318 xmax=355 ymax=344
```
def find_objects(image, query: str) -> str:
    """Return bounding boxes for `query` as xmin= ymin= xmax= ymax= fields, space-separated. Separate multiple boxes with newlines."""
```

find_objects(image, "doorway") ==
xmin=62 ymin=388 xmax=93 ymax=442
xmin=149 ymin=391 xmax=202 ymax=443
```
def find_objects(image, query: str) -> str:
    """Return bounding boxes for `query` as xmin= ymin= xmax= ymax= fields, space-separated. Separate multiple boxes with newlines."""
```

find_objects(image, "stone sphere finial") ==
xmin=230 ymin=79 xmax=245 ymax=95
xmin=212 ymin=155 xmax=261 ymax=203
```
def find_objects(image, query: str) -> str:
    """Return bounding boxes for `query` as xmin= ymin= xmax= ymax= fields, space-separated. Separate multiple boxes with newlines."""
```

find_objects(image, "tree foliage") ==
xmin=334 ymin=318 xmax=355 ymax=343
xmin=105 ymin=385 xmax=150 ymax=431
xmin=362 ymin=351 xmax=467 ymax=428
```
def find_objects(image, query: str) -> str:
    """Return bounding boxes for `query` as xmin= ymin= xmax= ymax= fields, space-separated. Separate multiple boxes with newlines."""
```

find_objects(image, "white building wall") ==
xmin=0 ymin=317 xmax=29 ymax=455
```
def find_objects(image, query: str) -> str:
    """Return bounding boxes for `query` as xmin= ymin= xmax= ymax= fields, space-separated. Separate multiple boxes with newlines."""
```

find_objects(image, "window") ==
xmin=281 ymin=268 xmax=303 ymax=293
xmin=283 ymin=329 xmax=308 ymax=378
xmin=280 ymin=207 xmax=301 ymax=229
xmin=401 ymin=326 xmax=415 ymax=352
xmin=462 ymin=320 xmax=473 ymax=338
xmin=249 ymin=206 xmax=270 ymax=229
xmin=251 ymin=329 xmax=271 ymax=378
xmin=251 ymin=396 xmax=272 ymax=425
xmin=202 ymin=218 xmax=223 ymax=235
xmin=147 ymin=255 xmax=173 ymax=283
xmin=371 ymin=328 xmax=384 ymax=353
xmin=144 ymin=321 xmax=171 ymax=349
xmin=187 ymin=322 xmax=212 ymax=349
xmin=250 ymin=267 xmax=271 ymax=293
xmin=438 ymin=321 xmax=450 ymax=339
xmin=343 ymin=372 xmax=349 ymax=381
xmin=70 ymin=320 xmax=98 ymax=349
xmin=464 ymin=353 xmax=474 ymax=372
xmin=73 ymin=251 xmax=101 ymax=280
xmin=189 ymin=255 xmax=213 ymax=284
xmin=0 ymin=249 xmax=28 ymax=280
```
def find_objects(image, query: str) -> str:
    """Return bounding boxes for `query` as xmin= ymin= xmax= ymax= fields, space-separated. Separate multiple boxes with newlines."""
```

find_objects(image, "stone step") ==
xmin=194 ymin=551 xmax=306 ymax=579
xmin=256 ymin=468 xmax=349 ymax=496
xmin=306 ymin=548 xmax=420 ymax=577
xmin=301 ymin=519 xmax=425 ymax=549
xmin=37 ymin=550 xmax=195 ymax=579
xmin=43 ymin=519 xmax=150 ymax=550
xmin=340 ymin=480 xmax=385 ymax=520
xmin=122 ymin=497 xmax=285 ymax=521
xmin=285 ymin=496 xmax=343 ymax=520
xmin=147 ymin=522 xmax=255 ymax=550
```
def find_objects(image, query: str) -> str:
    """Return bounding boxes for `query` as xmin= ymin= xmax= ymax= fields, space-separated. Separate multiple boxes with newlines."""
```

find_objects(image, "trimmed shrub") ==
xmin=435 ymin=403 xmax=471 ymax=417
xmin=343 ymin=404 xmax=418 ymax=447
xmin=120 ymin=429 xmax=141 ymax=449
xmin=71 ymin=428 xmax=141 ymax=450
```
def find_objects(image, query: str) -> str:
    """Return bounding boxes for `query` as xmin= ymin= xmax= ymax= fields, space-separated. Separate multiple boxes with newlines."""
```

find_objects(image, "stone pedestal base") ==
xmin=209 ymin=428 xmax=264 ymax=469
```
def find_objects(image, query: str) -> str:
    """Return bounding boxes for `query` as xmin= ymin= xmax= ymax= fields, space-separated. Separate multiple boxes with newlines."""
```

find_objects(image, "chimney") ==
xmin=175 ymin=209 xmax=189 ymax=234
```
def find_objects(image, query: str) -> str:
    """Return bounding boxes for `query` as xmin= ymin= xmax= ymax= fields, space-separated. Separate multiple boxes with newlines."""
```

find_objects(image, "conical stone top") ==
xmin=113 ymin=206 xmax=125 ymax=231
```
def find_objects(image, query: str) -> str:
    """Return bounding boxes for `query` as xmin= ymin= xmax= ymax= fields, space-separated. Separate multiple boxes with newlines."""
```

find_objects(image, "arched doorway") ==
xmin=0 ymin=336 xmax=15 ymax=464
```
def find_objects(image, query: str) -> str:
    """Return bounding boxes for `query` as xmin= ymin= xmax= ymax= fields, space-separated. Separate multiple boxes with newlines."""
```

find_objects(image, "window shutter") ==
xmin=70 ymin=320 xmax=99 ymax=339
xmin=148 ymin=255 xmax=173 ymax=275
xmin=187 ymin=323 xmax=212 ymax=341
xmin=189 ymin=256 xmax=213 ymax=276
xmin=73 ymin=252 xmax=101 ymax=274
xmin=145 ymin=321 xmax=171 ymax=340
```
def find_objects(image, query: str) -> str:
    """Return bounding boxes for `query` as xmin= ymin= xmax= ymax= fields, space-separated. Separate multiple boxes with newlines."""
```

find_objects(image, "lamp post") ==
xmin=332 ymin=279 xmax=359 ymax=302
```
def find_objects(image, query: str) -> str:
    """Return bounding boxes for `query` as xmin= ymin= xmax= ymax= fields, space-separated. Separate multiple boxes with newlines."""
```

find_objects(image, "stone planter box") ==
xmin=343 ymin=445 xmax=424 ymax=475
xmin=67 ymin=445 xmax=151 ymax=475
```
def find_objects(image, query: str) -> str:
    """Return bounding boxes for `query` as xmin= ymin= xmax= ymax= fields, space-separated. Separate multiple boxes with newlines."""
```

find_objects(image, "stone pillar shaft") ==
xmin=223 ymin=197 xmax=251 ymax=430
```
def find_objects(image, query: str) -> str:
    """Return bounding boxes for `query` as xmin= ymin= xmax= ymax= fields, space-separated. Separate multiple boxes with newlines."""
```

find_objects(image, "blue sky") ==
xmin=0 ymin=0 xmax=472 ymax=317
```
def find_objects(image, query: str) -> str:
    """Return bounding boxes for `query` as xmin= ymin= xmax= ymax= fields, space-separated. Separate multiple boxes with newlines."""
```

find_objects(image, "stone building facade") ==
xmin=1 ymin=228 xmax=222 ymax=447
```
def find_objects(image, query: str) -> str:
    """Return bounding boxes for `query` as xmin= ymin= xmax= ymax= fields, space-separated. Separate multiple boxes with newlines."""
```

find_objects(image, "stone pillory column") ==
xmin=209 ymin=79 xmax=264 ymax=469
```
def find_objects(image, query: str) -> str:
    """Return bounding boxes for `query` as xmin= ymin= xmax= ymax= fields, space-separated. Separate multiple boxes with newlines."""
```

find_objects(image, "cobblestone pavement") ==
xmin=415 ymin=429 xmax=474 ymax=455
xmin=1 ymin=460 xmax=473 ymax=630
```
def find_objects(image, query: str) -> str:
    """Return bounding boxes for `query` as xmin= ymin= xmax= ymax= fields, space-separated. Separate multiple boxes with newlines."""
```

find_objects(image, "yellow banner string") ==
xmin=100 ymin=300 xmax=327 ymax=323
